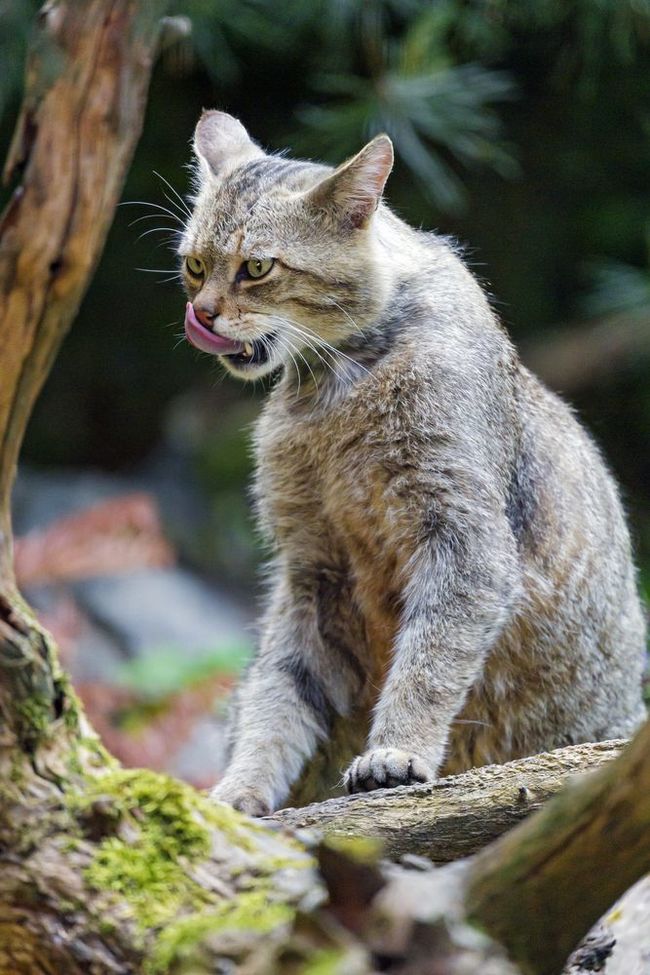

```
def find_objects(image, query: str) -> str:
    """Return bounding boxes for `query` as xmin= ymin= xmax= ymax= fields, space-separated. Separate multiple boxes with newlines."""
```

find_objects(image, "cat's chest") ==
xmin=254 ymin=393 xmax=416 ymax=571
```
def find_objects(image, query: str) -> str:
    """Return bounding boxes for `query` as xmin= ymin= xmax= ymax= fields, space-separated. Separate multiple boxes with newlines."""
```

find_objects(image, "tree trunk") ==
xmin=0 ymin=0 xmax=171 ymax=764
xmin=1 ymin=5 xmax=649 ymax=975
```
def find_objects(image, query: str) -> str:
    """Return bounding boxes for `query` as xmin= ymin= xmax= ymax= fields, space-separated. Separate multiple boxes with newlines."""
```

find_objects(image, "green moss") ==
xmin=69 ymin=768 xmax=312 ymax=969
xmin=56 ymin=672 xmax=83 ymax=732
xmin=16 ymin=694 xmax=52 ymax=739
xmin=302 ymin=949 xmax=348 ymax=975
xmin=148 ymin=892 xmax=294 ymax=974
xmin=80 ymin=734 xmax=117 ymax=769
xmin=8 ymin=753 xmax=25 ymax=785
xmin=321 ymin=834 xmax=383 ymax=865
xmin=70 ymin=769 xmax=260 ymax=931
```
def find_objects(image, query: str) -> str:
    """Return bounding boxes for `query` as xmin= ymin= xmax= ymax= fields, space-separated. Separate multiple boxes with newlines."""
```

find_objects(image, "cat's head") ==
xmin=179 ymin=111 xmax=394 ymax=381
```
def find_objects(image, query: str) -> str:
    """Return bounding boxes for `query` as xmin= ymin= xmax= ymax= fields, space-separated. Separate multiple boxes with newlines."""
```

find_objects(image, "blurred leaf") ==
xmin=581 ymin=259 xmax=650 ymax=318
xmin=446 ymin=0 xmax=650 ymax=88
xmin=296 ymin=62 xmax=516 ymax=211
xmin=0 ymin=0 xmax=38 ymax=124
xmin=116 ymin=644 xmax=249 ymax=699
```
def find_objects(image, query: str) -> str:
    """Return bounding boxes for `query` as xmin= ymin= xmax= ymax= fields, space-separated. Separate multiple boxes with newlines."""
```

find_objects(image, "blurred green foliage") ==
xmin=117 ymin=645 xmax=246 ymax=700
xmin=2 ymin=0 xmax=650 ymax=587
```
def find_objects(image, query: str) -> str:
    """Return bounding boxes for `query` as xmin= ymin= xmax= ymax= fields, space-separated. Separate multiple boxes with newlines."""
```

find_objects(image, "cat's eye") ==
xmin=243 ymin=258 xmax=274 ymax=280
xmin=185 ymin=256 xmax=205 ymax=277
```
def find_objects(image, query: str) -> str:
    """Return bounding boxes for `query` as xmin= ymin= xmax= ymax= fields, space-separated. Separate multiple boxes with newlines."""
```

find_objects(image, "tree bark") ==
xmin=464 ymin=719 xmax=650 ymax=975
xmin=0 ymin=0 xmax=167 ymax=757
xmin=0 ymin=0 xmax=167 ymax=583
xmin=274 ymin=740 xmax=625 ymax=863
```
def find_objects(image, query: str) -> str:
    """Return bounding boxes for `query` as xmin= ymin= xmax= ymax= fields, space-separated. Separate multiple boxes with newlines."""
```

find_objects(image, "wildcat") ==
xmin=179 ymin=110 xmax=646 ymax=816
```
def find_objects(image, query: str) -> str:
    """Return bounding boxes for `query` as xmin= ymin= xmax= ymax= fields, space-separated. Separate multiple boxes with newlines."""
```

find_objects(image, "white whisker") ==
xmin=136 ymin=226 xmax=182 ymax=243
xmin=289 ymin=339 xmax=320 ymax=393
xmin=268 ymin=317 xmax=343 ymax=383
xmin=278 ymin=318 xmax=372 ymax=383
xmin=273 ymin=334 xmax=302 ymax=399
xmin=135 ymin=266 xmax=182 ymax=274
xmin=120 ymin=200 xmax=185 ymax=226
xmin=326 ymin=297 xmax=363 ymax=334
xmin=152 ymin=170 xmax=192 ymax=218
xmin=128 ymin=213 xmax=181 ymax=228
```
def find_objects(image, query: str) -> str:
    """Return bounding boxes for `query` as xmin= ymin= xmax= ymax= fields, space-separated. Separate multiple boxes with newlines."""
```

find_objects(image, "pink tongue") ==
xmin=184 ymin=303 xmax=245 ymax=356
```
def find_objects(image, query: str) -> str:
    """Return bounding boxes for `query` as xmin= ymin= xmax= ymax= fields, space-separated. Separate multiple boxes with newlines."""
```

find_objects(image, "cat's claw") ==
xmin=344 ymin=748 xmax=431 ymax=793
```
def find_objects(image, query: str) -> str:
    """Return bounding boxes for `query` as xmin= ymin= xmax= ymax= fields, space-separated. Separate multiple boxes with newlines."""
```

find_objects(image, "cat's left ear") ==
xmin=304 ymin=134 xmax=394 ymax=229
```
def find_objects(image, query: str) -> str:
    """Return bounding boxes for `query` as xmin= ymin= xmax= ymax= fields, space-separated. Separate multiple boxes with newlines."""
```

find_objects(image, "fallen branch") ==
xmin=464 ymin=719 xmax=650 ymax=975
xmin=522 ymin=309 xmax=650 ymax=393
xmin=273 ymin=740 xmax=624 ymax=863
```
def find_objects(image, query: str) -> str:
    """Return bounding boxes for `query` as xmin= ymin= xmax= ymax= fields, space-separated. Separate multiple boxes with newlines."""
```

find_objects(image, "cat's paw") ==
xmin=210 ymin=783 xmax=272 ymax=818
xmin=344 ymin=748 xmax=432 ymax=794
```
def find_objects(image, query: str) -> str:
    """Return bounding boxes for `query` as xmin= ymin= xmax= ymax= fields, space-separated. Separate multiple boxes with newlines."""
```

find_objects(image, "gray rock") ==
xmin=74 ymin=567 xmax=251 ymax=660
xmin=13 ymin=467 xmax=129 ymax=534
xmin=170 ymin=715 xmax=229 ymax=785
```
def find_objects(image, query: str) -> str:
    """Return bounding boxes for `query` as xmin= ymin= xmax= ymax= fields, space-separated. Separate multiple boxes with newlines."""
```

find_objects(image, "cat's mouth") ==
xmin=184 ymin=302 xmax=275 ymax=367
xmin=223 ymin=338 xmax=274 ymax=368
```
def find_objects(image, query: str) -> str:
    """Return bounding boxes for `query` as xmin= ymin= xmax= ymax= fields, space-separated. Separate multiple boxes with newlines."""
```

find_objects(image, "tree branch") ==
xmin=273 ymin=740 xmax=624 ymax=862
xmin=465 ymin=719 xmax=650 ymax=975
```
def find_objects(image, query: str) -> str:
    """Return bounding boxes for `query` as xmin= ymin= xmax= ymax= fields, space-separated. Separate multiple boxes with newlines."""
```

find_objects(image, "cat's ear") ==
xmin=304 ymin=135 xmax=394 ymax=228
xmin=193 ymin=111 xmax=264 ymax=181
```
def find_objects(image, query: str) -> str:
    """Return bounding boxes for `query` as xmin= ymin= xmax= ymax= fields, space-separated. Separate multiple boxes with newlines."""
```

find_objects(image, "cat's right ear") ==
xmin=193 ymin=111 xmax=264 ymax=182
xmin=302 ymin=134 xmax=394 ymax=229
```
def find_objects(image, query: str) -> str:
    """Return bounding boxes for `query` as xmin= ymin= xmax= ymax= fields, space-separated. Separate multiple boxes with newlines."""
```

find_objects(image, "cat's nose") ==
xmin=193 ymin=303 xmax=220 ymax=329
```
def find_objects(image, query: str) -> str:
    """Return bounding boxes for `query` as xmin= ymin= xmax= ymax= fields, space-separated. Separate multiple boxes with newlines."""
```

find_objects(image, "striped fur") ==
xmin=178 ymin=112 xmax=647 ymax=815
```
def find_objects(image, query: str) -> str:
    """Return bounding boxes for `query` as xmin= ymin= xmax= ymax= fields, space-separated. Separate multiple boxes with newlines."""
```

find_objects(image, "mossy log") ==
xmin=274 ymin=740 xmax=624 ymax=863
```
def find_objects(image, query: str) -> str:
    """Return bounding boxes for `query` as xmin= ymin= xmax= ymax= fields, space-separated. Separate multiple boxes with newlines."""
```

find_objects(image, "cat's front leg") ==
xmin=210 ymin=649 xmax=323 ymax=815
xmin=345 ymin=520 xmax=518 ymax=794
xmin=211 ymin=570 xmax=355 ymax=815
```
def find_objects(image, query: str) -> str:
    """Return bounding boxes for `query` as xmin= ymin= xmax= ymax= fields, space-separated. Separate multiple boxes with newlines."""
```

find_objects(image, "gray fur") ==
xmin=179 ymin=111 xmax=647 ymax=816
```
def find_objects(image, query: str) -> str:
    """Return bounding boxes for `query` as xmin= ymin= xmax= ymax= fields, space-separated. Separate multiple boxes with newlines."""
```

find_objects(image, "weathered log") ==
xmin=273 ymin=740 xmax=624 ymax=862
xmin=465 ymin=718 xmax=650 ymax=975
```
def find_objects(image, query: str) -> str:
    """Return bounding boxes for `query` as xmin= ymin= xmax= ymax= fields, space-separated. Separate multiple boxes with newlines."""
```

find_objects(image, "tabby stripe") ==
xmin=279 ymin=258 xmax=357 ymax=292
xmin=264 ymin=161 xmax=314 ymax=191
xmin=290 ymin=295 xmax=339 ymax=312
xmin=324 ymin=634 xmax=367 ymax=688
xmin=277 ymin=657 xmax=334 ymax=732
xmin=230 ymin=159 xmax=292 ymax=197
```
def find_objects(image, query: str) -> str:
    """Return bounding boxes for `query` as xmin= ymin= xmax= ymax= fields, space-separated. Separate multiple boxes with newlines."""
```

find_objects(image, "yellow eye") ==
xmin=245 ymin=258 xmax=274 ymax=279
xmin=185 ymin=256 xmax=205 ymax=277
